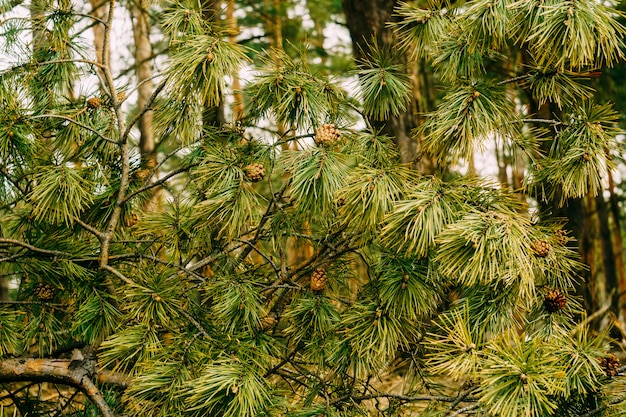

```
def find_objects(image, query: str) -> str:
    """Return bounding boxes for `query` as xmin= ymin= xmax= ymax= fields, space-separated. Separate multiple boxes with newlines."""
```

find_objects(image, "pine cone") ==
xmin=554 ymin=229 xmax=568 ymax=246
xmin=134 ymin=168 xmax=150 ymax=180
xmin=34 ymin=282 xmax=56 ymax=301
xmin=310 ymin=268 xmax=327 ymax=292
xmin=244 ymin=163 xmax=265 ymax=182
xmin=314 ymin=124 xmax=341 ymax=147
xmin=86 ymin=97 xmax=102 ymax=109
xmin=532 ymin=240 xmax=551 ymax=257
xmin=123 ymin=212 xmax=138 ymax=227
xmin=599 ymin=354 xmax=620 ymax=377
xmin=260 ymin=316 xmax=277 ymax=332
xmin=544 ymin=289 xmax=567 ymax=313
xmin=117 ymin=91 xmax=126 ymax=102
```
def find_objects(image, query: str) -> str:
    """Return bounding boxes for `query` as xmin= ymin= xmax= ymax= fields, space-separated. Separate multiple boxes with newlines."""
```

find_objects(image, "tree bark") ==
xmin=88 ymin=0 xmax=110 ymax=86
xmin=130 ymin=0 xmax=155 ymax=170
xmin=202 ymin=0 xmax=226 ymax=127
xmin=342 ymin=0 xmax=431 ymax=166
xmin=0 ymin=358 xmax=117 ymax=417
xmin=227 ymin=0 xmax=244 ymax=120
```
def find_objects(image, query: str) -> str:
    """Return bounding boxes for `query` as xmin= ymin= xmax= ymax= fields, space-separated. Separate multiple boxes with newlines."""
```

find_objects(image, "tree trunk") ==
xmin=227 ymin=0 xmax=244 ymax=120
xmin=88 ymin=0 xmax=110 ymax=87
xmin=130 ymin=0 xmax=155 ymax=170
xmin=342 ymin=0 xmax=432 ymax=167
xmin=202 ymin=0 xmax=225 ymax=127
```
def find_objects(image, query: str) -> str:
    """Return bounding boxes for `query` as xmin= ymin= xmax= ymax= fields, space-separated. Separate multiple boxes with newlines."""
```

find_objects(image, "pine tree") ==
xmin=0 ymin=1 xmax=625 ymax=417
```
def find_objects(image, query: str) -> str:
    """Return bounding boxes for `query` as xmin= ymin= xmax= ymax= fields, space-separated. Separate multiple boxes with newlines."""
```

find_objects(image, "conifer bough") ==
xmin=0 ymin=1 xmax=625 ymax=417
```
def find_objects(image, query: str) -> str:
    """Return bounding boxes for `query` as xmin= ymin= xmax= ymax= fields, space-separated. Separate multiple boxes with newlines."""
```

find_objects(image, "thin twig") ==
xmin=100 ymin=264 xmax=137 ymax=286
xmin=449 ymin=403 xmax=481 ymax=417
xmin=74 ymin=217 xmax=106 ymax=240
xmin=518 ymin=118 xmax=562 ymax=125
xmin=36 ymin=58 xmax=106 ymax=69
xmin=0 ymin=238 xmax=75 ymax=258
xmin=29 ymin=114 xmax=115 ymax=143
xmin=495 ymin=73 xmax=532 ymax=86
xmin=179 ymin=308 xmax=210 ymax=338
xmin=121 ymin=79 xmax=166 ymax=142
xmin=122 ymin=163 xmax=198 ymax=204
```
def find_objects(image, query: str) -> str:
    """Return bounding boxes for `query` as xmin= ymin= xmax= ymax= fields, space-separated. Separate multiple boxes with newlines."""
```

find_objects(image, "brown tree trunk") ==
xmin=88 ymin=0 xmax=110 ymax=85
xmin=202 ymin=0 xmax=225 ymax=127
xmin=532 ymin=100 xmax=618 ymax=323
xmin=607 ymin=168 xmax=626 ymax=324
xmin=342 ymin=0 xmax=430 ymax=167
xmin=227 ymin=0 xmax=244 ymax=120
xmin=130 ymin=0 xmax=155 ymax=170
xmin=343 ymin=0 xmax=420 ymax=166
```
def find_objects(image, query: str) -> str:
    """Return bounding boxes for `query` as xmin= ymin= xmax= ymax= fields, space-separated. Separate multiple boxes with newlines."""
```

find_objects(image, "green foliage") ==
xmin=356 ymin=40 xmax=413 ymax=121
xmin=0 ymin=1 xmax=625 ymax=417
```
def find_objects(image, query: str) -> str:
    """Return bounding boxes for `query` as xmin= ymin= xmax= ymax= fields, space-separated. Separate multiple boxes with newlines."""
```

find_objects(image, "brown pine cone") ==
xmin=34 ymin=282 xmax=56 ymax=301
xmin=599 ymin=354 xmax=620 ymax=377
xmin=544 ymin=289 xmax=567 ymax=313
xmin=532 ymin=240 xmax=551 ymax=258
xmin=86 ymin=97 xmax=103 ymax=109
xmin=260 ymin=316 xmax=277 ymax=332
xmin=123 ymin=212 xmax=138 ymax=227
xmin=310 ymin=268 xmax=327 ymax=292
xmin=554 ymin=229 xmax=568 ymax=246
xmin=314 ymin=124 xmax=341 ymax=147
xmin=244 ymin=163 xmax=265 ymax=182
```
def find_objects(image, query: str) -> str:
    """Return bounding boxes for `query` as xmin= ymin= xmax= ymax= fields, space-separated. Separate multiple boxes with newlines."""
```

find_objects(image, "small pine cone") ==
xmin=117 ymin=91 xmax=126 ymax=102
xmin=244 ymin=163 xmax=265 ymax=182
xmin=310 ymin=268 xmax=327 ymax=292
xmin=260 ymin=316 xmax=277 ymax=332
xmin=532 ymin=240 xmax=551 ymax=258
xmin=34 ymin=282 xmax=56 ymax=301
xmin=554 ymin=229 xmax=568 ymax=246
xmin=123 ymin=212 xmax=138 ymax=227
xmin=134 ymin=168 xmax=150 ymax=180
xmin=544 ymin=289 xmax=567 ymax=313
xmin=86 ymin=97 xmax=102 ymax=109
xmin=314 ymin=124 xmax=341 ymax=147
xmin=599 ymin=354 xmax=620 ymax=377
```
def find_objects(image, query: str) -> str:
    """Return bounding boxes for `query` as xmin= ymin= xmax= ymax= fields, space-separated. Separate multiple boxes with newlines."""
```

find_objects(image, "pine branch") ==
xmin=179 ymin=308 xmax=210 ymax=338
xmin=0 ymin=165 xmax=27 ymax=196
xmin=234 ymin=238 xmax=281 ymax=277
xmin=0 ymin=300 xmax=66 ymax=307
xmin=36 ymin=58 xmax=106 ymax=70
xmin=448 ymin=387 xmax=480 ymax=413
xmin=330 ymin=392 xmax=479 ymax=406
xmin=238 ymin=181 xmax=290 ymax=261
xmin=449 ymin=403 xmax=481 ymax=417
xmin=0 ymin=238 xmax=75 ymax=259
xmin=121 ymin=78 xmax=166 ymax=143
xmin=122 ymin=163 xmax=198 ymax=204
xmin=100 ymin=264 xmax=138 ymax=287
xmin=495 ymin=74 xmax=532 ymax=86
xmin=0 ymin=358 xmax=117 ymax=417
xmin=74 ymin=217 xmax=106 ymax=240
xmin=520 ymin=118 xmax=563 ymax=125
xmin=29 ymin=114 xmax=115 ymax=144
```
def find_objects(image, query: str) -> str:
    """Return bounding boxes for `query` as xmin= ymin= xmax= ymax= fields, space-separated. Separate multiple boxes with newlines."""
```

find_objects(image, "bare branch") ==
xmin=74 ymin=217 xmax=106 ymax=240
xmin=29 ymin=114 xmax=115 ymax=144
xmin=101 ymin=264 xmax=138 ymax=286
xmin=0 ymin=238 xmax=75 ymax=258
xmin=0 ymin=358 xmax=117 ymax=417
xmin=122 ymin=163 xmax=198 ymax=204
